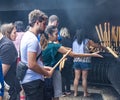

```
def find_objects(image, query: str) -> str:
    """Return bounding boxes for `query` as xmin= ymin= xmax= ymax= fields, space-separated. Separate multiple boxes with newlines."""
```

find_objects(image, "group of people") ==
xmin=0 ymin=9 xmax=104 ymax=100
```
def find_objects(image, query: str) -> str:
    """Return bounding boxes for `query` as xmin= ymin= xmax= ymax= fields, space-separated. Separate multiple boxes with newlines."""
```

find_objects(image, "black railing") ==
xmin=88 ymin=52 xmax=120 ymax=95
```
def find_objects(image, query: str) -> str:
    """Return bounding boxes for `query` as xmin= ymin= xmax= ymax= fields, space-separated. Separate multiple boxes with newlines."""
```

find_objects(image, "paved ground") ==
xmin=60 ymin=85 xmax=120 ymax=100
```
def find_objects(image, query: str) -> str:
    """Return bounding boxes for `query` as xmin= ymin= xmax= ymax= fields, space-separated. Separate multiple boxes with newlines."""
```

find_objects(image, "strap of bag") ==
xmin=36 ymin=51 xmax=42 ymax=61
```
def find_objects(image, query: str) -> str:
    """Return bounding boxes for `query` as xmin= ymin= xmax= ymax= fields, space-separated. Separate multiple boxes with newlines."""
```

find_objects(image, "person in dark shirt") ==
xmin=60 ymin=27 xmax=73 ymax=96
xmin=0 ymin=59 xmax=4 ymax=100
xmin=0 ymin=29 xmax=20 ymax=100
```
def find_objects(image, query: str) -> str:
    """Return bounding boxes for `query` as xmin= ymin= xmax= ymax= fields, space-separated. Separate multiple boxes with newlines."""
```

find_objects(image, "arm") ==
xmin=2 ymin=64 xmax=10 ymax=76
xmin=58 ymin=46 xmax=102 ymax=58
xmin=88 ymin=40 xmax=106 ymax=50
xmin=88 ymin=40 xmax=100 ymax=48
xmin=27 ymin=52 xmax=53 ymax=77
xmin=64 ymin=47 xmax=71 ymax=50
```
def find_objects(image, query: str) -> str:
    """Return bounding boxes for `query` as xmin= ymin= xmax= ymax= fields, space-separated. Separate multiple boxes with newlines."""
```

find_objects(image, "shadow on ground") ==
xmin=60 ymin=91 xmax=103 ymax=100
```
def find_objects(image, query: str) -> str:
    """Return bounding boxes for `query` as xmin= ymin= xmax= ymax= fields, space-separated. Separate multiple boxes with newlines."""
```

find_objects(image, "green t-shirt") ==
xmin=42 ymin=42 xmax=62 ymax=70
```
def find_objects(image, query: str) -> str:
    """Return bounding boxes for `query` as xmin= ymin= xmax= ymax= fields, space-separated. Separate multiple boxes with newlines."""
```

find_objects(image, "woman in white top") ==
xmin=72 ymin=29 xmax=103 ymax=97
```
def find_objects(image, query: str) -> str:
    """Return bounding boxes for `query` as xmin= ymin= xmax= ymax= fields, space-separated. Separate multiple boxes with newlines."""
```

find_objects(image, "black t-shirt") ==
xmin=0 ymin=37 xmax=18 ymax=89
xmin=60 ymin=37 xmax=73 ymax=62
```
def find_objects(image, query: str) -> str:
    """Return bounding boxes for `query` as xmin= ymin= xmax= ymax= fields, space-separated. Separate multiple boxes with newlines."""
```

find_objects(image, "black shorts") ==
xmin=22 ymin=79 xmax=44 ymax=100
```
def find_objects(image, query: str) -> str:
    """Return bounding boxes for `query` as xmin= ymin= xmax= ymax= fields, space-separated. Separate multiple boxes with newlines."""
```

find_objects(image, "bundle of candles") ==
xmin=95 ymin=22 xmax=120 ymax=58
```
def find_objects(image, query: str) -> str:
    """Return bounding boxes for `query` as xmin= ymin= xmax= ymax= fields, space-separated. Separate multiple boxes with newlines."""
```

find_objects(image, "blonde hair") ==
xmin=60 ymin=27 xmax=70 ymax=38
xmin=1 ymin=23 xmax=15 ymax=39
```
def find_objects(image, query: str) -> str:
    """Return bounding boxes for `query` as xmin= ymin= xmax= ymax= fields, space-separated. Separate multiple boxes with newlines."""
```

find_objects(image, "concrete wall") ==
xmin=0 ymin=0 xmax=120 ymax=40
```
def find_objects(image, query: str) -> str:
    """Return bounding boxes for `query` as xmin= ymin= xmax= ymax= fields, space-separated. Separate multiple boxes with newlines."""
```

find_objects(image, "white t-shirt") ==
xmin=20 ymin=31 xmax=44 ymax=84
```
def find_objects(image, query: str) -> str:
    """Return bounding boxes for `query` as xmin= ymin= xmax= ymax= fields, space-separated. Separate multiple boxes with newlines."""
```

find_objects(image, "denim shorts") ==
xmin=73 ymin=62 xmax=92 ymax=70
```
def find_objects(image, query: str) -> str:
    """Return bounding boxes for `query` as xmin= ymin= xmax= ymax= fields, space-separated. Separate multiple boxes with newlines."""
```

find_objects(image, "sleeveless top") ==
xmin=72 ymin=39 xmax=91 ymax=63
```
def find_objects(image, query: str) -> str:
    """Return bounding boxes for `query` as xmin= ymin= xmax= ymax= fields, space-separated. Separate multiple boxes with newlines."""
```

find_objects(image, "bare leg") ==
xmin=73 ymin=69 xmax=81 ymax=96
xmin=20 ymin=86 xmax=26 ymax=100
xmin=82 ymin=70 xmax=89 ymax=97
xmin=0 ymin=97 xmax=2 ymax=100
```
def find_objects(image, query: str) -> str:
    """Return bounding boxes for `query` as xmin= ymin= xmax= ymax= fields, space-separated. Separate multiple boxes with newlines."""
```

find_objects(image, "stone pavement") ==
xmin=60 ymin=85 xmax=120 ymax=100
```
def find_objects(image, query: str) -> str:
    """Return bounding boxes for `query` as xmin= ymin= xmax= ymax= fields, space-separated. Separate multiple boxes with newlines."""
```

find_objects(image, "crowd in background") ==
xmin=0 ymin=9 xmax=103 ymax=100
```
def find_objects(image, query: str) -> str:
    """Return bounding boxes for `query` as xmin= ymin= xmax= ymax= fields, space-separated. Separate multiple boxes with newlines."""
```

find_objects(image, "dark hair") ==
xmin=14 ymin=21 xmax=25 ymax=32
xmin=74 ymin=29 xmax=86 ymax=44
xmin=40 ymin=25 xmax=57 ymax=50
xmin=45 ymin=25 xmax=57 ymax=39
